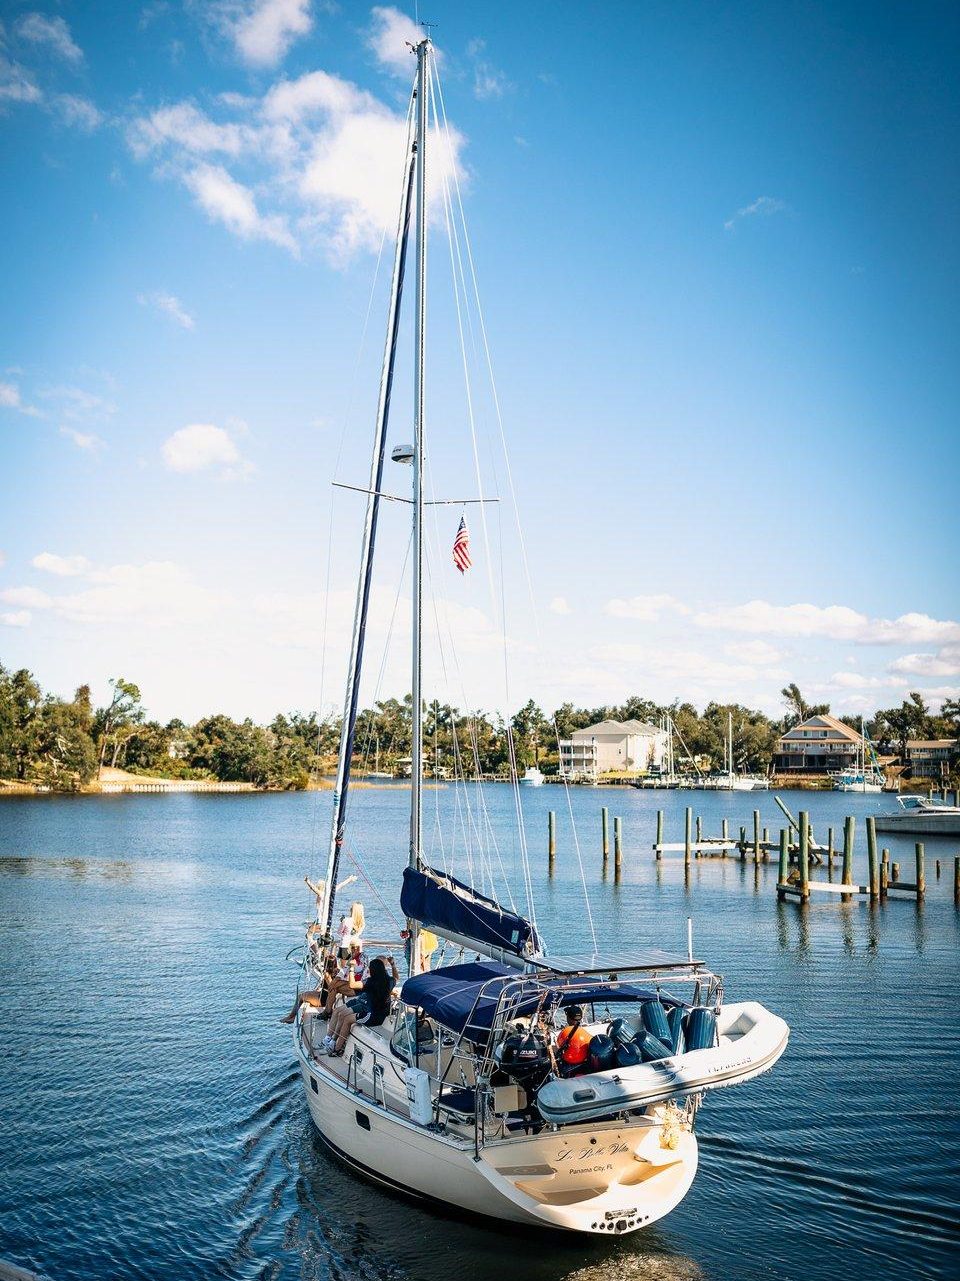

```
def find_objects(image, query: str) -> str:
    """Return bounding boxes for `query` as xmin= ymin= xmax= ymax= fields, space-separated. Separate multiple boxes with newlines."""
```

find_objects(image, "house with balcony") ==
xmin=905 ymin=739 xmax=957 ymax=779
xmin=772 ymin=714 xmax=863 ymax=775
xmin=559 ymin=719 xmax=666 ymax=780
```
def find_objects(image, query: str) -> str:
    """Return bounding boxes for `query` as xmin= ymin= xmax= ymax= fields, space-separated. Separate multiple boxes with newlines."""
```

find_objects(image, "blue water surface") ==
xmin=1 ymin=785 xmax=958 ymax=1281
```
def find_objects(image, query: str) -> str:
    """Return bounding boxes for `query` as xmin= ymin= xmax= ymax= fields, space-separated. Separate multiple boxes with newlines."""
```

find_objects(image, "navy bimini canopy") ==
xmin=400 ymin=961 xmax=662 ymax=1042
xmin=400 ymin=865 xmax=542 ymax=958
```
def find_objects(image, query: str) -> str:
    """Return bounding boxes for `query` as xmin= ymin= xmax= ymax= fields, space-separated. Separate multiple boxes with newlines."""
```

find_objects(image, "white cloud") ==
xmin=182 ymin=163 xmax=298 ymax=252
xmin=0 ymin=54 xmax=42 ymax=103
xmin=161 ymin=422 xmax=252 ymax=476
xmin=31 ymin=552 xmax=94 ymax=577
xmin=41 ymin=385 xmax=116 ymax=420
xmin=1 ymin=610 xmax=31 ymax=628
xmin=231 ymin=0 xmax=313 ymax=68
xmin=16 ymin=14 xmax=83 ymax=63
xmin=693 ymin=599 xmax=960 ymax=646
xmin=128 ymin=102 xmax=250 ymax=159
xmin=889 ymin=646 xmax=960 ymax=679
xmin=724 ymin=195 xmax=789 ymax=232
xmin=0 ymin=586 xmax=53 ymax=610
xmin=724 ymin=639 xmax=784 ymax=666
xmin=55 ymin=94 xmax=103 ymax=132
xmin=549 ymin=596 xmax=571 ymax=616
xmin=126 ymin=60 xmax=465 ymax=263
xmin=0 ymin=380 xmax=41 ymax=416
xmin=467 ymin=38 xmax=510 ymax=100
xmin=823 ymin=671 xmax=905 ymax=691
xmin=138 ymin=289 xmax=195 ymax=329
xmin=262 ymin=69 xmax=370 ymax=123
xmin=59 ymin=426 xmax=104 ymax=450
xmin=367 ymin=6 xmax=422 ymax=76
xmin=605 ymin=594 xmax=691 ymax=622
xmin=590 ymin=641 xmax=783 ymax=691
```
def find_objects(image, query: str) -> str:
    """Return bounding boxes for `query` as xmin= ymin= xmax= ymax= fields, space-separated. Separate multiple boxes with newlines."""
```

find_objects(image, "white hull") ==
xmin=295 ymin=1019 xmax=698 ymax=1235
xmin=834 ymin=782 xmax=884 ymax=794
xmin=873 ymin=812 xmax=960 ymax=835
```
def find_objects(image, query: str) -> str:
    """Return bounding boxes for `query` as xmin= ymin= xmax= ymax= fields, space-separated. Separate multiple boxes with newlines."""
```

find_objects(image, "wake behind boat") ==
xmin=285 ymin=34 xmax=787 ymax=1237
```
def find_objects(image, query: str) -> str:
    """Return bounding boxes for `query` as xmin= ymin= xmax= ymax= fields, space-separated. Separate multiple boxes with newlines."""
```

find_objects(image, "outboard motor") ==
xmin=586 ymin=1033 xmax=616 ymax=1073
xmin=498 ymin=1028 xmax=552 ymax=1093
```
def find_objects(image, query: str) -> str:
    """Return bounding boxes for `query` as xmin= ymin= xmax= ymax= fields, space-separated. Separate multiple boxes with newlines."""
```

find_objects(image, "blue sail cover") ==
xmin=401 ymin=865 xmax=542 ymax=958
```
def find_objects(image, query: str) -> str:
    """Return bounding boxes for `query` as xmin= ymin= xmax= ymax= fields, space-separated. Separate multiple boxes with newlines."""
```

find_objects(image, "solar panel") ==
xmin=529 ymin=949 xmax=703 ymax=975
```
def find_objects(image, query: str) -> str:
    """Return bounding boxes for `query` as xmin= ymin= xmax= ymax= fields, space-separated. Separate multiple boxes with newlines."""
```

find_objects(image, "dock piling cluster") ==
xmin=546 ymin=802 xmax=955 ymax=906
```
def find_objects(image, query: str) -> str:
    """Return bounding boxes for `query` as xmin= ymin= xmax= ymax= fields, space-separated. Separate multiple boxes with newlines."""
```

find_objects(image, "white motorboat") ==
xmin=873 ymin=794 xmax=960 ymax=836
xmin=520 ymin=766 xmax=545 ymax=786
xmin=287 ymin=34 xmax=787 ymax=1238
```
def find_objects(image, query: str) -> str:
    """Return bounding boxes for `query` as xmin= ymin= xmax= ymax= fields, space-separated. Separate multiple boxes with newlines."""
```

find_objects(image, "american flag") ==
xmin=452 ymin=514 xmax=472 ymax=574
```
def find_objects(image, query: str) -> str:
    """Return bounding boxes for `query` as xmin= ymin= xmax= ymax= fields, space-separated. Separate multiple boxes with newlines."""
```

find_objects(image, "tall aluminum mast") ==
xmin=318 ymin=94 xmax=417 ymax=937
xmin=407 ymin=37 xmax=430 ymax=968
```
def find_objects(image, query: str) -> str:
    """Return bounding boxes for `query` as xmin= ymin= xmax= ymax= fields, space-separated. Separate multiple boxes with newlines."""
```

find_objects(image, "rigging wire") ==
xmin=428 ymin=59 xmax=536 ymax=923
xmin=431 ymin=60 xmax=598 ymax=951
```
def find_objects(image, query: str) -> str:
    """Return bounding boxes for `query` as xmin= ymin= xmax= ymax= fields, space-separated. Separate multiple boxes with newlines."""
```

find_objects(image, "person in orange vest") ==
xmin=555 ymin=1005 xmax=592 ymax=1076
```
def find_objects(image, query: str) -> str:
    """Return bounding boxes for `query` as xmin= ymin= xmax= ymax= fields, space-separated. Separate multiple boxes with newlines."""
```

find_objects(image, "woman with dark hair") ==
xmin=323 ymin=955 xmax=398 ymax=1055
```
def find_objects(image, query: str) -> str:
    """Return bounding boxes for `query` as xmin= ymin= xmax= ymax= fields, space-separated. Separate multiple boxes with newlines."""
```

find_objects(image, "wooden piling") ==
xmin=881 ymin=849 xmax=890 ymax=899
xmin=722 ymin=817 xmax=729 ymax=840
xmin=753 ymin=810 xmax=761 ymax=863
xmin=601 ymin=806 xmax=609 ymax=862
xmin=655 ymin=809 xmax=664 ymax=860
xmin=866 ymin=816 xmax=879 ymax=901
xmin=696 ymin=815 xmax=703 ymax=843
xmin=739 ymin=826 xmax=747 ymax=860
xmin=891 ymin=862 xmax=900 ymax=883
xmin=548 ymin=810 xmax=556 ymax=865
xmin=614 ymin=816 xmax=623 ymax=875
xmin=777 ymin=829 xmax=789 ymax=900
xmin=827 ymin=826 xmax=834 ymax=862
xmin=798 ymin=811 xmax=810 ymax=900
xmin=915 ymin=844 xmax=925 ymax=899
xmin=684 ymin=807 xmax=692 ymax=865
xmin=954 ymin=856 xmax=960 ymax=905
xmin=842 ymin=816 xmax=855 ymax=886
xmin=936 ymin=858 xmax=941 ymax=880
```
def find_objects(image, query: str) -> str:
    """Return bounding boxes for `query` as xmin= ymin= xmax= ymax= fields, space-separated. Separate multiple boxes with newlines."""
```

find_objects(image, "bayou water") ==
xmin=1 ymin=786 xmax=958 ymax=1281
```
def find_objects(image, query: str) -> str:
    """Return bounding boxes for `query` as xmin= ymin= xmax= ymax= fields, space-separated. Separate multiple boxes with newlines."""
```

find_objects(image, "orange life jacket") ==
xmin=557 ymin=1024 xmax=591 ymax=1065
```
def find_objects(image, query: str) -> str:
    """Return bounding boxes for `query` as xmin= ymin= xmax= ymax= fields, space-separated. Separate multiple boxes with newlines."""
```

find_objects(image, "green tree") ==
xmin=95 ymin=678 xmax=144 ymax=773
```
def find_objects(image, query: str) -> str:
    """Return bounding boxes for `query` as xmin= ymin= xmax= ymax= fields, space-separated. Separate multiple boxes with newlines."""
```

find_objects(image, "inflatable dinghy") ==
xmin=537 ymin=1001 xmax=788 ymax=1125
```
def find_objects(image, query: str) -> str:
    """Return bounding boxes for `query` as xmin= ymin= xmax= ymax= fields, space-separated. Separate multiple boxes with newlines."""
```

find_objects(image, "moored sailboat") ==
xmin=286 ymin=35 xmax=787 ymax=1236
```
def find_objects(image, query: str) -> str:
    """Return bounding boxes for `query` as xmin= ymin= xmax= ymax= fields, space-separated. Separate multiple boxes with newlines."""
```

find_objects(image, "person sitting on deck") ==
xmin=322 ymin=956 xmax=399 ymax=1056
xmin=317 ymin=945 xmax=365 ymax=1018
xmin=279 ymin=957 xmax=338 ymax=1025
xmin=555 ymin=1005 xmax=592 ymax=1077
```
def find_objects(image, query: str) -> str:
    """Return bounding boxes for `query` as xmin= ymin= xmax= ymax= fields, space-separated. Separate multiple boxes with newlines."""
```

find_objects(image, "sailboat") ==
xmin=287 ymin=37 xmax=788 ymax=1236
xmin=833 ymin=718 xmax=884 ymax=793
xmin=703 ymin=712 xmax=769 ymax=790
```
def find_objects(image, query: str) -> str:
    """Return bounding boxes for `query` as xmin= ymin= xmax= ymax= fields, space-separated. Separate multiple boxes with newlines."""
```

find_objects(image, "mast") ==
xmin=318 ymin=98 xmax=417 ymax=937
xmin=407 ymin=37 xmax=430 ymax=970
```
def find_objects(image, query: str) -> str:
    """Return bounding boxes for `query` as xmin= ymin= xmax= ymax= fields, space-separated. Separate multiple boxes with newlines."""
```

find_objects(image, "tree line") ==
xmin=1 ymin=663 xmax=957 ymax=792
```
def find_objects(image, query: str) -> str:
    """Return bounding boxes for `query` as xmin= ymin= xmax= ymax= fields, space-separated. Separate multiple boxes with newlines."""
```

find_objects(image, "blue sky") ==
xmin=1 ymin=0 xmax=958 ymax=724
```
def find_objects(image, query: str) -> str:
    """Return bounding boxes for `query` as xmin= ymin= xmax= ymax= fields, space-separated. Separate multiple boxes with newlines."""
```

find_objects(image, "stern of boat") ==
xmin=476 ymin=1107 xmax=699 ymax=1234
